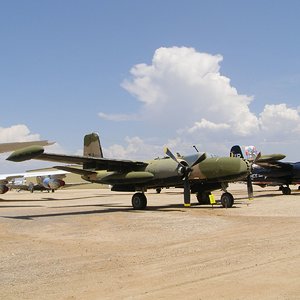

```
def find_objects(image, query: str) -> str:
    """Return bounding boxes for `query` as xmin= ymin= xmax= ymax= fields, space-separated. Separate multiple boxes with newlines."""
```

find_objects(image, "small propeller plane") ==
xmin=230 ymin=145 xmax=300 ymax=195
xmin=0 ymin=169 xmax=69 ymax=194
xmin=7 ymin=133 xmax=252 ymax=209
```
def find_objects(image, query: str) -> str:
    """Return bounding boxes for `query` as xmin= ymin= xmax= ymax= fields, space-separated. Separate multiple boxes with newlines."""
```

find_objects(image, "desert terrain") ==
xmin=0 ymin=184 xmax=299 ymax=299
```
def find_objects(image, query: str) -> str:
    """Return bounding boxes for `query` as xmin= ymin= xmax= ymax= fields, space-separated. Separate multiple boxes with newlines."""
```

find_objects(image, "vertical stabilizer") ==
xmin=230 ymin=145 xmax=244 ymax=159
xmin=84 ymin=132 xmax=103 ymax=158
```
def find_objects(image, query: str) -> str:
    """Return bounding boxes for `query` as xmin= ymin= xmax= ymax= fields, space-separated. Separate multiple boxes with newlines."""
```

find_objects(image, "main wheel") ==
xmin=131 ymin=193 xmax=147 ymax=210
xmin=282 ymin=187 xmax=291 ymax=195
xmin=196 ymin=191 xmax=211 ymax=205
xmin=220 ymin=192 xmax=234 ymax=208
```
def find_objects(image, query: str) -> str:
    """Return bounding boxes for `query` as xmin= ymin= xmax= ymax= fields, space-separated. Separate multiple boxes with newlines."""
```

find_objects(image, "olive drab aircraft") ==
xmin=7 ymin=133 xmax=253 ymax=209
xmin=230 ymin=145 xmax=300 ymax=195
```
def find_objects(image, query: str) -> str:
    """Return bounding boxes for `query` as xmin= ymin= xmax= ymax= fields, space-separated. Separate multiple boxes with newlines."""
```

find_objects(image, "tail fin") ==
xmin=230 ymin=145 xmax=244 ymax=159
xmin=83 ymin=132 xmax=103 ymax=158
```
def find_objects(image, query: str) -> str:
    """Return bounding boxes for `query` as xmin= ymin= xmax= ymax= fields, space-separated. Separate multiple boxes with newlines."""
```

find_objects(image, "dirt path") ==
xmin=1 ymin=185 xmax=299 ymax=299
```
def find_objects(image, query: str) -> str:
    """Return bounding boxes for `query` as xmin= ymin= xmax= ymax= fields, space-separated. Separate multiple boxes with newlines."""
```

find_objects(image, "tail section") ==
xmin=83 ymin=132 xmax=103 ymax=158
xmin=230 ymin=145 xmax=244 ymax=159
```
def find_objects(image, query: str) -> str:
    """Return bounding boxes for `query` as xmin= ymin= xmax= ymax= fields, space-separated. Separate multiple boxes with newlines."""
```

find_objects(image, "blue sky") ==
xmin=1 ymin=0 xmax=300 ymax=172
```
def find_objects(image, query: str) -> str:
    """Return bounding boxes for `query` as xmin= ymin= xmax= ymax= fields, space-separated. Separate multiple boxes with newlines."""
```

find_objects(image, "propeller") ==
xmin=246 ymin=152 xmax=261 ymax=200
xmin=164 ymin=147 xmax=206 ymax=206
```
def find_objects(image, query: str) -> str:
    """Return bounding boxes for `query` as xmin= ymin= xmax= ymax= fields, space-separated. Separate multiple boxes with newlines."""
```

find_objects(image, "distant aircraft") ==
xmin=8 ymin=171 xmax=90 ymax=193
xmin=0 ymin=169 xmax=69 ymax=194
xmin=0 ymin=139 xmax=55 ymax=194
xmin=7 ymin=133 xmax=253 ymax=209
xmin=230 ymin=145 xmax=300 ymax=195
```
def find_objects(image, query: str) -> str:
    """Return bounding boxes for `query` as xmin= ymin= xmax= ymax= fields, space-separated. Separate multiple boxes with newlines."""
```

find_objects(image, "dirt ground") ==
xmin=0 ymin=184 xmax=300 ymax=300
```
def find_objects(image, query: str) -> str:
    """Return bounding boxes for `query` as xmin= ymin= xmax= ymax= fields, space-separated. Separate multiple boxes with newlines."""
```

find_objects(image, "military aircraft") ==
xmin=0 ymin=169 xmax=69 ymax=194
xmin=12 ymin=174 xmax=90 ymax=193
xmin=7 ymin=133 xmax=253 ymax=209
xmin=230 ymin=145 xmax=300 ymax=195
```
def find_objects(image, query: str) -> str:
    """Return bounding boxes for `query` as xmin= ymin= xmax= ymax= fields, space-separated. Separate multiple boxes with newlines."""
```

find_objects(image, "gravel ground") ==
xmin=0 ymin=184 xmax=299 ymax=299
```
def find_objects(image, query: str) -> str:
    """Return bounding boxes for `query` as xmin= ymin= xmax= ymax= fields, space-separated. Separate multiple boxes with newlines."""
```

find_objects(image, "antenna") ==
xmin=193 ymin=145 xmax=199 ymax=153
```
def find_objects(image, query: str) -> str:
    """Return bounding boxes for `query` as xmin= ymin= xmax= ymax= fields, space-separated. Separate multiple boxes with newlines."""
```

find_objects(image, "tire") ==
xmin=196 ymin=191 xmax=211 ymax=205
xmin=221 ymin=192 xmax=234 ymax=208
xmin=131 ymin=193 xmax=147 ymax=210
xmin=282 ymin=187 xmax=291 ymax=195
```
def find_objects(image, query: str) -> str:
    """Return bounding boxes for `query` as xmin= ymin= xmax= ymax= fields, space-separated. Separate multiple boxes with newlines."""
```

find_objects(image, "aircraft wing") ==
xmin=254 ymin=154 xmax=289 ymax=169
xmin=255 ymin=160 xmax=292 ymax=170
xmin=53 ymin=165 xmax=97 ymax=176
xmin=7 ymin=147 xmax=149 ymax=172
xmin=0 ymin=173 xmax=24 ymax=184
xmin=0 ymin=140 xmax=54 ymax=153
xmin=38 ymin=153 xmax=148 ymax=171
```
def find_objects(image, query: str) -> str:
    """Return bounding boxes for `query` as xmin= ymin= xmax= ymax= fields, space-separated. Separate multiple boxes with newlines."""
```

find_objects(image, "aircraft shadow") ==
xmin=0 ymin=205 xmax=43 ymax=208
xmin=0 ymin=195 xmax=108 ymax=202
xmin=2 ymin=205 xmax=133 ymax=220
xmin=2 ymin=201 xmax=244 ymax=220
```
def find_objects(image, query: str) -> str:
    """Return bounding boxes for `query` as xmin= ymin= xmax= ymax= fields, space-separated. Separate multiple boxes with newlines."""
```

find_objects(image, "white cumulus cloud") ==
xmin=0 ymin=124 xmax=41 ymax=142
xmin=259 ymin=104 xmax=300 ymax=139
xmin=98 ymin=46 xmax=300 ymax=160
xmin=120 ymin=47 xmax=260 ymax=138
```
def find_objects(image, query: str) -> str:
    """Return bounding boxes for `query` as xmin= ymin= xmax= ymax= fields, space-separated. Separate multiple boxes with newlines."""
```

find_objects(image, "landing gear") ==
xmin=196 ymin=191 xmax=211 ymax=205
xmin=131 ymin=192 xmax=147 ymax=210
xmin=196 ymin=191 xmax=234 ymax=208
xmin=281 ymin=186 xmax=291 ymax=195
xmin=220 ymin=192 xmax=234 ymax=208
xmin=156 ymin=188 xmax=162 ymax=194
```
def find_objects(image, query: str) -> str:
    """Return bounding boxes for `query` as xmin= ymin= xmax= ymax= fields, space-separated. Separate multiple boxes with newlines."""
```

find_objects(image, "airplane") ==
xmin=9 ymin=174 xmax=90 ymax=193
xmin=0 ymin=169 xmax=69 ymax=194
xmin=230 ymin=145 xmax=300 ymax=195
xmin=7 ymin=132 xmax=253 ymax=209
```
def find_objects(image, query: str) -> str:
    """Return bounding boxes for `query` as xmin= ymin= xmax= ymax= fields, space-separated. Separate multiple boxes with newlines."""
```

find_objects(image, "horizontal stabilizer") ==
xmin=54 ymin=165 xmax=97 ymax=176
xmin=257 ymin=154 xmax=286 ymax=162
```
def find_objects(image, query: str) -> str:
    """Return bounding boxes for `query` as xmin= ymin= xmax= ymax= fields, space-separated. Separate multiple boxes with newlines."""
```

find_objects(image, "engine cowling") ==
xmin=42 ymin=178 xmax=65 ymax=190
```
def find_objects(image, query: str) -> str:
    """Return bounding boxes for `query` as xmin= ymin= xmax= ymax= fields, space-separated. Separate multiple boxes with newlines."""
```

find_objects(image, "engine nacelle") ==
xmin=42 ymin=178 xmax=65 ymax=190
xmin=0 ymin=184 xmax=9 ymax=194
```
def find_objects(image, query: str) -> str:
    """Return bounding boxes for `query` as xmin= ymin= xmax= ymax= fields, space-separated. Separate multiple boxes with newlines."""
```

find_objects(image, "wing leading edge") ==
xmin=7 ymin=147 xmax=148 ymax=172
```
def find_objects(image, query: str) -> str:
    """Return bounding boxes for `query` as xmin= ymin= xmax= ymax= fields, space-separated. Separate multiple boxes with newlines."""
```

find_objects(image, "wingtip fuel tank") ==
xmin=6 ymin=146 xmax=45 ymax=162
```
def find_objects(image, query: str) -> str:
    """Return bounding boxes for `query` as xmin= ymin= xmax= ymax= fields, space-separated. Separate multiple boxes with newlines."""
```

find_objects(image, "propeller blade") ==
xmin=191 ymin=152 xmax=207 ymax=167
xmin=164 ymin=146 xmax=196 ymax=207
xmin=253 ymin=152 xmax=262 ymax=164
xmin=247 ymin=175 xmax=253 ymax=200
xmin=183 ymin=178 xmax=191 ymax=207
xmin=164 ymin=147 xmax=182 ymax=166
xmin=245 ymin=152 xmax=260 ymax=200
